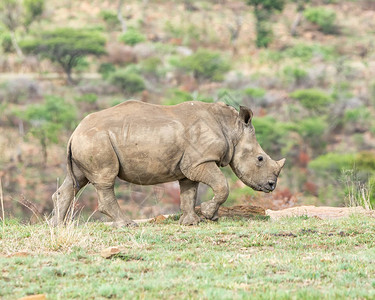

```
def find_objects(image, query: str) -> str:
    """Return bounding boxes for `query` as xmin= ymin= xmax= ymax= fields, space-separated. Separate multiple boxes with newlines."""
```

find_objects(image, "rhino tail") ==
xmin=67 ymin=137 xmax=80 ymax=189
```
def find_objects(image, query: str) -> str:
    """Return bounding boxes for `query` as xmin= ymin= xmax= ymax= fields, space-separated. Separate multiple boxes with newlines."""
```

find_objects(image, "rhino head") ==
xmin=230 ymin=106 xmax=286 ymax=193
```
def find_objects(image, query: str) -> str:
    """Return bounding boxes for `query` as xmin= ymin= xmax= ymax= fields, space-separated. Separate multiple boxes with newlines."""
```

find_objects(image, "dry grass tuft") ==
xmin=344 ymin=170 xmax=373 ymax=210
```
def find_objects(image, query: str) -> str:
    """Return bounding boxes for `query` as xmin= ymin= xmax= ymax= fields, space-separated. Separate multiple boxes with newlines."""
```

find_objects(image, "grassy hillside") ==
xmin=0 ymin=0 xmax=375 ymax=220
xmin=1 ymin=216 xmax=375 ymax=299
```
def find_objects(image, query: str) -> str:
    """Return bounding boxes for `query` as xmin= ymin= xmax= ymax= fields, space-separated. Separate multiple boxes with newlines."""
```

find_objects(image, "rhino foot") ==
xmin=112 ymin=220 xmax=139 ymax=228
xmin=179 ymin=213 xmax=201 ymax=226
xmin=200 ymin=201 xmax=220 ymax=220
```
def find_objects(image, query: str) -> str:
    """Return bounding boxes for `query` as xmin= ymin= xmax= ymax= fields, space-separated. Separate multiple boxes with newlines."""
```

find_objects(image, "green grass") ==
xmin=1 ymin=215 xmax=375 ymax=299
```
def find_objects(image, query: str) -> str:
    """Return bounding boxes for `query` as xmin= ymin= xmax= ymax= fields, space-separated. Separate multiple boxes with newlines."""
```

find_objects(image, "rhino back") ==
xmin=70 ymin=101 xmax=238 ymax=185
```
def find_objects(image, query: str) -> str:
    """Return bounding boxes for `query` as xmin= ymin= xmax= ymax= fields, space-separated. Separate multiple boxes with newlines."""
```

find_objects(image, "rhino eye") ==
xmin=257 ymin=156 xmax=263 ymax=162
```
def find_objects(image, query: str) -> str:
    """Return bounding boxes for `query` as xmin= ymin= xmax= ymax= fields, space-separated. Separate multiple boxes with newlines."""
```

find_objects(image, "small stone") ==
xmin=7 ymin=251 xmax=31 ymax=258
xmin=153 ymin=215 xmax=167 ymax=224
xmin=100 ymin=247 xmax=121 ymax=259
xmin=18 ymin=294 xmax=46 ymax=300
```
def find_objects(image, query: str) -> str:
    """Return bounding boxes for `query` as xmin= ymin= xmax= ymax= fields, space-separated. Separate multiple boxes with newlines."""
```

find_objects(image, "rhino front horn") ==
xmin=277 ymin=158 xmax=286 ymax=169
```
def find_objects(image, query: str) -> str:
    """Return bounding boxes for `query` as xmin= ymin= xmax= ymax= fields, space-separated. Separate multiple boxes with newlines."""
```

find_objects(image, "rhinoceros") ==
xmin=51 ymin=100 xmax=285 ymax=226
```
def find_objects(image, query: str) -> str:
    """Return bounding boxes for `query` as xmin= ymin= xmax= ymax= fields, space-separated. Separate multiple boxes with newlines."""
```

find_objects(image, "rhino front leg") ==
xmin=185 ymin=162 xmax=229 ymax=221
xmin=95 ymin=185 xmax=138 ymax=228
xmin=178 ymin=178 xmax=201 ymax=225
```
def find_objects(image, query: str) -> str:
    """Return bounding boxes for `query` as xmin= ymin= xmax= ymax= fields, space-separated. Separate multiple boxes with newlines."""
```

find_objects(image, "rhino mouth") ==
xmin=250 ymin=183 xmax=272 ymax=193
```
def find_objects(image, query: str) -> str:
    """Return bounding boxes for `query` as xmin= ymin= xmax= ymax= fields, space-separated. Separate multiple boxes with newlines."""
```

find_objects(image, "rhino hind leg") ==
xmin=178 ymin=178 xmax=201 ymax=226
xmin=185 ymin=162 xmax=229 ymax=221
xmin=95 ymin=185 xmax=137 ymax=228
xmin=51 ymin=171 xmax=88 ymax=226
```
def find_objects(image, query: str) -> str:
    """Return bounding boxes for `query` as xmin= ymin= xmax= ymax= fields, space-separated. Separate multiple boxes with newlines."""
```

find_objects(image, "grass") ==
xmin=1 ymin=215 xmax=375 ymax=299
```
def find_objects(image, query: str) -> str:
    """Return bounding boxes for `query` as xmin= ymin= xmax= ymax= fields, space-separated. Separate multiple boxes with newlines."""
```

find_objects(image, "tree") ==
xmin=16 ymin=95 xmax=77 ymax=166
xmin=0 ymin=0 xmax=45 ymax=56
xmin=23 ymin=0 xmax=45 ymax=30
xmin=0 ymin=0 xmax=24 ymax=57
xmin=246 ymin=0 xmax=285 ymax=48
xmin=21 ymin=28 xmax=106 ymax=84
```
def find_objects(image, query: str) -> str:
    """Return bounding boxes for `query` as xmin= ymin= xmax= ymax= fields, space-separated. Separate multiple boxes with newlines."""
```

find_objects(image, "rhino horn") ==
xmin=277 ymin=158 xmax=286 ymax=169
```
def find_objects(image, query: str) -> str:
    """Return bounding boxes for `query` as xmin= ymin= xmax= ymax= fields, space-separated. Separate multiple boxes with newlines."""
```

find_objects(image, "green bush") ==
xmin=304 ymin=7 xmax=337 ymax=34
xmin=308 ymin=152 xmax=355 ymax=176
xmin=344 ymin=106 xmax=371 ymax=123
xmin=108 ymin=69 xmax=145 ymax=95
xmin=164 ymin=21 xmax=201 ymax=46
xmin=98 ymin=62 xmax=116 ymax=79
xmin=243 ymin=87 xmax=266 ymax=98
xmin=284 ymin=44 xmax=336 ymax=62
xmin=252 ymin=117 xmax=291 ymax=157
xmin=23 ymin=0 xmax=45 ymax=27
xmin=15 ymin=95 xmax=77 ymax=164
xmin=75 ymin=93 xmax=98 ymax=104
xmin=163 ymin=89 xmax=212 ymax=106
xmin=246 ymin=0 xmax=285 ymax=48
xmin=295 ymin=117 xmax=327 ymax=153
xmin=173 ymin=49 xmax=230 ymax=82
xmin=99 ymin=10 xmax=119 ymax=28
xmin=356 ymin=152 xmax=375 ymax=171
xmin=290 ymin=89 xmax=334 ymax=112
xmin=139 ymin=57 xmax=165 ymax=78
xmin=0 ymin=31 xmax=13 ymax=53
xmin=119 ymin=28 xmax=146 ymax=46
xmin=282 ymin=65 xmax=308 ymax=86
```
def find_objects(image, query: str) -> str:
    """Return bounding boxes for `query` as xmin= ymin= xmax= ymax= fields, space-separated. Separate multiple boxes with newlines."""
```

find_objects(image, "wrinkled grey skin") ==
xmin=51 ymin=100 xmax=285 ymax=226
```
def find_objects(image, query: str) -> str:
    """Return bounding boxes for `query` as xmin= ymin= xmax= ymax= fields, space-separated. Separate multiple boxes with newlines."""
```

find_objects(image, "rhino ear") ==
xmin=239 ymin=106 xmax=253 ymax=126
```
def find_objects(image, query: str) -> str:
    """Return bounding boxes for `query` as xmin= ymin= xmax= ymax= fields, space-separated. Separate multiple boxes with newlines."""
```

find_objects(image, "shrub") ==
xmin=284 ymin=44 xmax=336 ymax=62
xmin=98 ymin=63 xmax=116 ymax=79
xmin=163 ymin=89 xmax=212 ymax=106
xmin=295 ymin=117 xmax=327 ymax=153
xmin=252 ymin=117 xmax=290 ymax=157
xmin=308 ymin=152 xmax=355 ymax=176
xmin=356 ymin=152 xmax=375 ymax=171
xmin=173 ymin=49 xmax=230 ymax=82
xmin=282 ymin=65 xmax=308 ymax=87
xmin=0 ymin=31 xmax=13 ymax=53
xmin=99 ymin=10 xmax=119 ymax=28
xmin=243 ymin=87 xmax=266 ymax=98
xmin=304 ymin=7 xmax=337 ymax=34
xmin=246 ymin=0 xmax=285 ymax=48
xmin=164 ymin=21 xmax=201 ymax=46
xmin=119 ymin=28 xmax=146 ymax=46
xmin=139 ymin=57 xmax=165 ymax=79
xmin=15 ymin=95 xmax=77 ymax=164
xmin=290 ymin=89 xmax=334 ymax=112
xmin=75 ymin=93 xmax=98 ymax=104
xmin=23 ymin=0 xmax=45 ymax=27
xmin=108 ymin=69 xmax=145 ymax=95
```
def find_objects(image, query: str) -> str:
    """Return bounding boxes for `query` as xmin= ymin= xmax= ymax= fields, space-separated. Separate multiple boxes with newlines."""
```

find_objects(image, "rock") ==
xmin=7 ymin=251 xmax=31 ymax=258
xmin=266 ymin=206 xmax=375 ymax=220
xmin=153 ymin=215 xmax=167 ymax=223
xmin=100 ymin=247 xmax=121 ymax=259
xmin=18 ymin=294 xmax=46 ymax=300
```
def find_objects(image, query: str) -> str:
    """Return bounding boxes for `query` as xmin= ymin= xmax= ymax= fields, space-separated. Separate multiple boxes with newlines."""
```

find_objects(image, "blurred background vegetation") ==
xmin=0 ymin=0 xmax=374 ymax=221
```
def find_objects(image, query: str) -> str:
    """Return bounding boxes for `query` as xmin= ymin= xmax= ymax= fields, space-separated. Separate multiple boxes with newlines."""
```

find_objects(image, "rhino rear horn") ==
xmin=239 ymin=106 xmax=253 ymax=126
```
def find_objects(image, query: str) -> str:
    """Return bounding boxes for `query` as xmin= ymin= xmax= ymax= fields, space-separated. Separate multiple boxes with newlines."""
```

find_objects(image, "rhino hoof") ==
xmin=179 ymin=213 xmax=201 ymax=226
xmin=200 ymin=201 xmax=219 ymax=220
xmin=112 ymin=220 xmax=138 ymax=228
